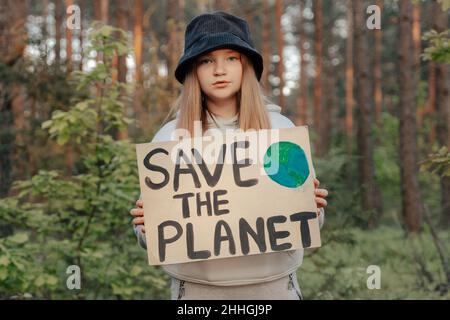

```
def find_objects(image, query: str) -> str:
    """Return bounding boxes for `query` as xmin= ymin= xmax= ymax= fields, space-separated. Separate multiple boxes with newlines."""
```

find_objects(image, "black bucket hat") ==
xmin=174 ymin=11 xmax=264 ymax=84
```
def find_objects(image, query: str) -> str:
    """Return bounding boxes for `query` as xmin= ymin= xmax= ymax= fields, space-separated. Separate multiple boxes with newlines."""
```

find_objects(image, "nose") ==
xmin=213 ymin=59 xmax=226 ymax=76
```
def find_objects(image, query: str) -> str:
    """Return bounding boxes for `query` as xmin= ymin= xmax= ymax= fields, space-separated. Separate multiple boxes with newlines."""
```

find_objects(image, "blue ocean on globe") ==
xmin=263 ymin=141 xmax=310 ymax=188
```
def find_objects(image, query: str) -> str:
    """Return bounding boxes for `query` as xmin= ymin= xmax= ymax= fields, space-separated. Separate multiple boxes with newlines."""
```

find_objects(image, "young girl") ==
xmin=130 ymin=11 xmax=329 ymax=300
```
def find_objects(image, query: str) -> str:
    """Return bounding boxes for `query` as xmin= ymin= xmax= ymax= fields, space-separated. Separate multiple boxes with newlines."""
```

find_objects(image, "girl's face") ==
xmin=196 ymin=49 xmax=243 ymax=103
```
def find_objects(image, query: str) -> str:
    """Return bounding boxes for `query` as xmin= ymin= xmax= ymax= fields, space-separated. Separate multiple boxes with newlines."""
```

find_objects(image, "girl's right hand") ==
xmin=130 ymin=199 xmax=145 ymax=234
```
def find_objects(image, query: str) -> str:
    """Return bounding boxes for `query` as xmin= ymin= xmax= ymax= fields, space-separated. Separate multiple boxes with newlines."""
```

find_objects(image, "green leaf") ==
xmin=0 ymin=268 xmax=7 ymax=281
xmin=35 ymin=275 xmax=45 ymax=287
xmin=130 ymin=266 xmax=142 ymax=277
xmin=8 ymin=232 xmax=28 ymax=244
xmin=56 ymin=133 xmax=70 ymax=146
xmin=438 ymin=0 xmax=450 ymax=11
xmin=41 ymin=120 xmax=53 ymax=130
xmin=46 ymin=275 xmax=58 ymax=286
xmin=0 ymin=256 xmax=9 ymax=266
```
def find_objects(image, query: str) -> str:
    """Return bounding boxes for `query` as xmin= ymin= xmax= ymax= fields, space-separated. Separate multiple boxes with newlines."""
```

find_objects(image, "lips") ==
xmin=213 ymin=80 xmax=230 ymax=86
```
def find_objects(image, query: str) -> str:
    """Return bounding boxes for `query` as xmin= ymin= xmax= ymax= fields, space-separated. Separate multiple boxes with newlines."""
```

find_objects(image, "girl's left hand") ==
xmin=314 ymin=178 xmax=328 ymax=216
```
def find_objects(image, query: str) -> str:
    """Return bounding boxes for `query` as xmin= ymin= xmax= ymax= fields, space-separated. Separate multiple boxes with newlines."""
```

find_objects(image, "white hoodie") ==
xmin=134 ymin=104 xmax=325 ymax=286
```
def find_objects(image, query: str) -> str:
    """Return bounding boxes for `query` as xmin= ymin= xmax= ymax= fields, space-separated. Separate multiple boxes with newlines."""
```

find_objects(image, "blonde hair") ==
xmin=163 ymin=53 xmax=272 ymax=136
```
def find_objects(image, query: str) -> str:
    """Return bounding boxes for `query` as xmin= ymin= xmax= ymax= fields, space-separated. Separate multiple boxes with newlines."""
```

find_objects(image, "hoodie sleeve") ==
xmin=134 ymin=223 xmax=147 ymax=249
xmin=133 ymin=193 xmax=148 ymax=249
xmin=318 ymin=207 xmax=325 ymax=229
xmin=311 ymin=166 xmax=326 ymax=229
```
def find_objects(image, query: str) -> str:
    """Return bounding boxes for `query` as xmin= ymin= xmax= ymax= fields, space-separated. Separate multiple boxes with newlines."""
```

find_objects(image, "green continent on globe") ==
xmin=263 ymin=141 xmax=310 ymax=188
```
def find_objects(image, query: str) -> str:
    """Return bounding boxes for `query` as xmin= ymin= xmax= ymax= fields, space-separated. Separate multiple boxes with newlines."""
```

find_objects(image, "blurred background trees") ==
xmin=0 ymin=0 xmax=449 ymax=299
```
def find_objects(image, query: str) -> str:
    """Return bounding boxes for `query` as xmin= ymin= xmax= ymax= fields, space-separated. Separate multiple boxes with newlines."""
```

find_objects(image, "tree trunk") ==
xmin=398 ymin=0 xmax=423 ymax=232
xmin=214 ymin=0 xmax=231 ymax=11
xmin=133 ymin=0 xmax=144 ymax=134
xmin=432 ymin=0 xmax=450 ymax=227
xmin=55 ymin=0 xmax=62 ymax=66
xmin=134 ymin=0 xmax=143 ymax=85
xmin=352 ymin=0 xmax=383 ymax=228
xmin=297 ymin=0 xmax=308 ymax=125
xmin=65 ymin=0 xmax=73 ymax=73
xmin=166 ymin=0 xmax=180 ymax=99
xmin=0 ymin=0 xmax=27 ymax=195
xmin=261 ymin=0 xmax=271 ymax=91
xmin=322 ymin=1 xmax=334 ymax=154
xmin=116 ymin=0 xmax=128 ymax=140
xmin=412 ymin=3 xmax=421 ymax=70
xmin=275 ymin=0 xmax=285 ymax=110
xmin=101 ymin=0 xmax=108 ymax=22
xmin=373 ymin=0 xmax=383 ymax=126
xmin=345 ymin=1 xmax=354 ymax=158
xmin=42 ymin=0 xmax=49 ymax=61
xmin=93 ymin=0 xmax=108 ymax=22
xmin=79 ymin=0 xmax=84 ymax=71
xmin=313 ymin=0 xmax=322 ymax=156
xmin=62 ymin=1 xmax=77 ymax=177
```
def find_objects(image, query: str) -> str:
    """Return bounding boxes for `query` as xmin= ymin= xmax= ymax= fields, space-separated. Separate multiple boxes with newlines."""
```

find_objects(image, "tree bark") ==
xmin=133 ymin=0 xmax=144 ymax=133
xmin=79 ymin=0 xmax=84 ymax=71
xmin=313 ymin=0 xmax=322 ymax=156
xmin=297 ymin=0 xmax=308 ymax=126
xmin=55 ymin=0 xmax=62 ymax=66
xmin=134 ymin=0 xmax=143 ymax=85
xmin=373 ymin=0 xmax=383 ymax=126
xmin=261 ymin=0 xmax=271 ymax=91
xmin=352 ymin=0 xmax=383 ymax=228
xmin=166 ymin=0 xmax=180 ymax=99
xmin=275 ymin=0 xmax=285 ymax=109
xmin=116 ymin=0 xmax=129 ymax=140
xmin=214 ymin=0 xmax=231 ymax=11
xmin=322 ymin=0 xmax=334 ymax=154
xmin=398 ymin=0 xmax=423 ymax=232
xmin=0 ymin=0 xmax=27 ymax=195
xmin=412 ymin=2 xmax=421 ymax=70
xmin=65 ymin=0 xmax=73 ymax=73
xmin=345 ymin=1 xmax=354 ymax=157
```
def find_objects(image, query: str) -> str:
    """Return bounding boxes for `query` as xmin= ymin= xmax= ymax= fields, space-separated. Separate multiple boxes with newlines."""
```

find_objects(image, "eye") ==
xmin=228 ymin=56 xmax=239 ymax=61
xmin=200 ymin=58 xmax=212 ymax=64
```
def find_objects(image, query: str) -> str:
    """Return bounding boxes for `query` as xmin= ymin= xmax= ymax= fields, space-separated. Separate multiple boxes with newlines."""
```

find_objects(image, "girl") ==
xmin=130 ymin=11 xmax=329 ymax=300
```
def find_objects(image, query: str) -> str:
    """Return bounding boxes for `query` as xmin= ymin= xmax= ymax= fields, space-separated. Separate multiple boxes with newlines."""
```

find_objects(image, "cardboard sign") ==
xmin=135 ymin=126 xmax=321 ymax=265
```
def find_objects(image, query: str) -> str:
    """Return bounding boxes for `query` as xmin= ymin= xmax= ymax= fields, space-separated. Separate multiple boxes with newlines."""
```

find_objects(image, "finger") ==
xmin=130 ymin=208 xmax=144 ymax=217
xmin=132 ymin=217 xmax=145 ymax=225
xmin=314 ymin=188 xmax=329 ymax=198
xmin=136 ymin=199 xmax=143 ymax=208
xmin=315 ymin=197 xmax=328 ymax=208
xmin=314 ymin=178 xmax=320 ymax=188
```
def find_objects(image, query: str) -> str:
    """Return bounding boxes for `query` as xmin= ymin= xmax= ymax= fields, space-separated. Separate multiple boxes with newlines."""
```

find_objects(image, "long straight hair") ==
xmin=163 ymin=53 xmax=272 ymax=136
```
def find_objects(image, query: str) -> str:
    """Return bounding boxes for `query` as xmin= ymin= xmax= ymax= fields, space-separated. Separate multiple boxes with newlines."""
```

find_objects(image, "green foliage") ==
xmin=41 ymin=22 xmax=133 ymax=147
xmin=314 ymin=144 xmax=364 ymax=228
xmin=422 ymin=30 xmax=450 ymax=64
xmin=299 ymin=226 xmax=450 ymax=299
xmin=0 ymin=23 xmax=168 ymax=299
xmin=420 ymin=146 xmax=450 ymax=178
xmin=438 ymin=0 xmax=450 ymax=11
xmin=372 ymin=113 xmax=402 ymax=221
